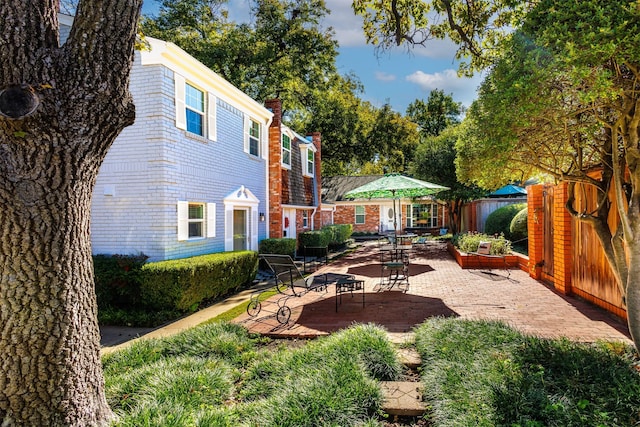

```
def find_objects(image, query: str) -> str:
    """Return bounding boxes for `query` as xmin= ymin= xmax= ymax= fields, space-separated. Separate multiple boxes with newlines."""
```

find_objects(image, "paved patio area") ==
xmin=233 ymin=241 xmax=632 ymax=344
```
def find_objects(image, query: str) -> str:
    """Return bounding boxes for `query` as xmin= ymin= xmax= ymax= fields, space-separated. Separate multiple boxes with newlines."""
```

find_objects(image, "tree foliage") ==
xmin=142 ymin=0 xmax=339 ymax=115
xmin=365 ymin=103 xmax=420 ymax=173
xmin=406 ymin=89 xmax=463 ymax=137
xmin=459 ymin=0 xmax=640 ymax=349
xmin=412 ymin=124 xmax=485 ymax=233
xmin=351 ymin=0 xmax=532 ymax=74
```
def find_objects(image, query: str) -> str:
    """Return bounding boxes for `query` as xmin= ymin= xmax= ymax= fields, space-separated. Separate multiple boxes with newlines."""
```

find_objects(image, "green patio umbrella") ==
xmin=344 ymin=173 xmax=449 ymax=238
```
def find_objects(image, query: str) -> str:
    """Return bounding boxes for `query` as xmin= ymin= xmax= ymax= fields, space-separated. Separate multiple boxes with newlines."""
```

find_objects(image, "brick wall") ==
xmin=334 ymin=204 xmax=380 ymax=233
xmin=265 ymin=98 xmax=283 ymax=238
xmin=552 ymin=182 xmax=573 ymax=294
xmin=527 ymin=185 xmax=545 ymax=279
xmin=309 ymin=132 xmax=322 ymax=230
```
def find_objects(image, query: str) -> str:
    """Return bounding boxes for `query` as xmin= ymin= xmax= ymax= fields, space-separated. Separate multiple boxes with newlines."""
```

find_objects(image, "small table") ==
xmin=335 ymin=277 xmax=365 ymax=311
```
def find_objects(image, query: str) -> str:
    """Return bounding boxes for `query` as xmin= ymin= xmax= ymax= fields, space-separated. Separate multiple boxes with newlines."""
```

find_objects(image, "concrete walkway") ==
xmin=100 ymin=286 xmax=262 ymax=354
xmin=101 ymin=241 xmax=632 ymax=354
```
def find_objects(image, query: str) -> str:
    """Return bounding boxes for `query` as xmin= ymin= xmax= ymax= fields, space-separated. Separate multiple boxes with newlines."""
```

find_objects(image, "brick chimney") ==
xmin=308 ymin=132 xmax=322 ymax=229
xmin=265 ymin=99 xmax=283 ymax=238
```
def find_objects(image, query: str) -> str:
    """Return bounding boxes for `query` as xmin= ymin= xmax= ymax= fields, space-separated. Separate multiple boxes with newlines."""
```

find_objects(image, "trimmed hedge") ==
xmin=94 ymin=253 xmax=149 ymax=310
xmin=323 ymin=224 xmax=353 ymax=248
xmin=298 ymin=230 xmax=331 ymax=249
xmin=140 ymin=251 xmax=258 ymax=312
xmin=298 ymin=224 xmax=353 ymax=254
xmin=258 ymin=238 xmax=296 ymax=257
xmin=485 ymin=203 xmax=526 ymax=240
xmin=509 ymin=207 xmax=528 ymax=241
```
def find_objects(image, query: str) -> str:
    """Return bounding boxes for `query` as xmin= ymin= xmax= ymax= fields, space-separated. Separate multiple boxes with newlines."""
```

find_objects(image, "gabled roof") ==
xmin=322 ymin=175 xmax=385 ymax=203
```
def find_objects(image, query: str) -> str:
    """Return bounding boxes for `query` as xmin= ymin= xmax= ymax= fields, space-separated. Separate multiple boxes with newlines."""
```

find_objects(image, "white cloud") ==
xmin=405 ymin=69 xmax=484 ymax=106
xmin=323 ymin=0 xmax=367 ymax=47
xmin=375 ymin=71 xmax=396 ymax=82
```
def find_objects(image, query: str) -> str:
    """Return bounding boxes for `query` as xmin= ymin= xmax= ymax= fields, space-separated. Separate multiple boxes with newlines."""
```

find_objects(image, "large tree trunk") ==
xmin=0 ymin=1 xmax=141 ymax=425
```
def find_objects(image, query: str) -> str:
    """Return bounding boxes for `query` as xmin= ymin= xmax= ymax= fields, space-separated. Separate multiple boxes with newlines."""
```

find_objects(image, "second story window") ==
xmin=249 ymin=119 xmax=260 ymax=157
xmin=175 ymin=73 xmax=216 ymax=141
xmin=307 ymin=149 xmax=315 ymax=176
xmin=282 ymin=134 xmax=291 ymax=167
xmin=185 ymin=83 xmax=204 ymax=136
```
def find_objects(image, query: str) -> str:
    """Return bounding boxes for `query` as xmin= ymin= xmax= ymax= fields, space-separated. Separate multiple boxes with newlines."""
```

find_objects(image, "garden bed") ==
xmin=447 ymin=242 xmax=529 ymax=272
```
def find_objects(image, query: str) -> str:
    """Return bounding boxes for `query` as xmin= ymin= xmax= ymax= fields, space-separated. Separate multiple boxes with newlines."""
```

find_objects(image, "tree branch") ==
xmin=0 ymin=0 xmax=59 ymax=85
xmin=439 ymin=0 xmax=482 ymax=58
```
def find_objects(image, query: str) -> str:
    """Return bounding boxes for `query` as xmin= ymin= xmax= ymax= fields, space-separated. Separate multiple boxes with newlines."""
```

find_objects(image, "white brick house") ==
xmin=89 ymin=37 xmax=273 ymax=261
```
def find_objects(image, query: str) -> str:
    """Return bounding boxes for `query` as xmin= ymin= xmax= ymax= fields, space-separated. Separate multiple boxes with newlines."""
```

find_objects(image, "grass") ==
xmin=415 ymin=318 xmax=640 ymax=427
xmin=102 ymin=318 xmax=640 ymax=426
xmin=103 ymin=322 xmax=400 ymax=426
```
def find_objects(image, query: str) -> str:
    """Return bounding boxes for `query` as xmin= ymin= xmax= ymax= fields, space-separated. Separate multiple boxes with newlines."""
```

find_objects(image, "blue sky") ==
xmin=142 ymin=0 xmax=483 ymax=114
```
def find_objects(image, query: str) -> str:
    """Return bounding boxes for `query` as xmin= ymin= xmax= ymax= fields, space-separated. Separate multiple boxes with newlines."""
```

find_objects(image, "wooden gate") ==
xmin=542 ymin=186 xmax=554 ymax=278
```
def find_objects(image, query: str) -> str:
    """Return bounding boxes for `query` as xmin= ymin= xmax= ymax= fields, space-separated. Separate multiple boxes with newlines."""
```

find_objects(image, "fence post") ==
xmin=527 ymin=184 xmax=545 ymax=279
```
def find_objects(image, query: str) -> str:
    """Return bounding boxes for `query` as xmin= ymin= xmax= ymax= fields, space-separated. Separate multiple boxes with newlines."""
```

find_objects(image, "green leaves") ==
xmin=142 ymin=0 xmax=339 ymax=115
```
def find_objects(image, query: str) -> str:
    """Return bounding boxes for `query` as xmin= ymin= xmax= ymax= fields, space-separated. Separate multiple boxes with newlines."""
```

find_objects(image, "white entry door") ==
xmin=233 ymin=209 xmax=248 ymax=251
xmin=283 ymin=208 xmax=296 ymax=239
xmin=381 ymin=203 xmax=399 ymax=232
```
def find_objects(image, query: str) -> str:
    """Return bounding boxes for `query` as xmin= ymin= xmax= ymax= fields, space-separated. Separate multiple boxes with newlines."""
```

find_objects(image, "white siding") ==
xmin=91 ymin=47 xmax=271 ymax=261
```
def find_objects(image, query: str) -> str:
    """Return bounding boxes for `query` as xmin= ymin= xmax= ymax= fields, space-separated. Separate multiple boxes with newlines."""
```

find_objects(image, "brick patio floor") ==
xmin=232 ymin=241 xmax=632 ymax=344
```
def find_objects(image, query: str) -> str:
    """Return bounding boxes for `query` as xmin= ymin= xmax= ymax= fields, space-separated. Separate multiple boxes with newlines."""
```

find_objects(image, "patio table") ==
xmin=334 ymin=277 xmax=365 ymax=311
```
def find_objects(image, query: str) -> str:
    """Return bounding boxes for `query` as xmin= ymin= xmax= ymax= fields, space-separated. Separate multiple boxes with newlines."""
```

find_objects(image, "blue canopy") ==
xmin=489 ymin=184 xmax=527 ymax=198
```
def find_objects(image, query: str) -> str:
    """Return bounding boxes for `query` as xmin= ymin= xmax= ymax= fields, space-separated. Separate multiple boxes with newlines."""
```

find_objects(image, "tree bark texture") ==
xmin=0 ymin=1 xmax=141 ymax=425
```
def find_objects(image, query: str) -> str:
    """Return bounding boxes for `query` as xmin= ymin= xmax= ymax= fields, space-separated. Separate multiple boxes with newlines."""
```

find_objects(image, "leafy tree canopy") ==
xmin=406 ymin=88 xmax=463 ymax=137
xmin=458 ymin=0 xmax=640 ymax=348
xmin=142 ymin=0 xmax=339 ymax=115
xmin=351 ymin=0 xmax=532 ymax=74
xmin=412 ymin=124 xmax=486 ymax=233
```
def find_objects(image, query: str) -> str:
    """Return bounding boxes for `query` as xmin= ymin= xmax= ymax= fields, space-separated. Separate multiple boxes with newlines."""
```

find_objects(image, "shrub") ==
xmin=322 ymin=224 xmax=353 ymax=247
xmin=453 ymin=232 xmax=512 ymax=255
xmin=140 ymin=251 xmax=258 ymax=312
xmin=509 ymin=207 xmax=528 ymax=241
xmin=93 ymin=253 xmax=149 ymax=309
xmin=258 ymin=238 xmax=296 ymax=257
xmin=298 ymin=229 xmax=331 ymax=249
xmin=485 ymin=203 xmax=526 ymax=239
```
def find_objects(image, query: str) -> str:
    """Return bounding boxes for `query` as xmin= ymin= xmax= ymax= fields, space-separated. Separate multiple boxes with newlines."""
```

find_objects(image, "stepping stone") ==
xmin=380 ymin=381 xmax=426 ymax=416
xmin=396 ymin=347 xmax=421 ymax=370
xmin=386 ymin=332 xmax=415 ymax=345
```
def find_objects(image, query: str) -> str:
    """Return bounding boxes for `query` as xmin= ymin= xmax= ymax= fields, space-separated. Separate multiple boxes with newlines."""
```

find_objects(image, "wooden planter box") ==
xmin=447 ymin=242 xmax=528 ymax=272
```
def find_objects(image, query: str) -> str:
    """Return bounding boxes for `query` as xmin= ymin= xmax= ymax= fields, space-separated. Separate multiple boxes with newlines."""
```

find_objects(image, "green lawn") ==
xmin=102 ymin=318 xmax=640 ymax=426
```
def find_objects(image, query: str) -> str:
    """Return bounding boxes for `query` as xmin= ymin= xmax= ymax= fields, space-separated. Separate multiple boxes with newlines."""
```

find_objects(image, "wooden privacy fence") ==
xmin=460 ymin=197 xmax=527 ymax=233
xmin=528 ymin=183 xmax=626 ymax=320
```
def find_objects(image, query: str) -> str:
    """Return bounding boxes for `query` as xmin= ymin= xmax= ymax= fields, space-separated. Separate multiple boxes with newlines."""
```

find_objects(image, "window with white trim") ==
xmin=282 ymin=134 xmax=291 ymax=167
xmin=302 ymin=210 xmax=309 ymax=228
xmin=408 ymin=203 xmax=438 ymax=228
xmin=177 ymin=201 xmax=216 ymax=241
xmin=248 ymin=119 xmax=260 ymax=157
xmin=300 ymin=143 xmax=316 ymax=178
xmin=355 ymin=205 xmax=365 ymax=224
xmin=306 ymin=149 xmax=314 ymax=176
xmin=188 ymin=203 xmax=204 ymax=237
xmin=185 ymin=83 xmax=204 ymax=136
xmin=174 ymin=74 xmax=217 ymax=141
